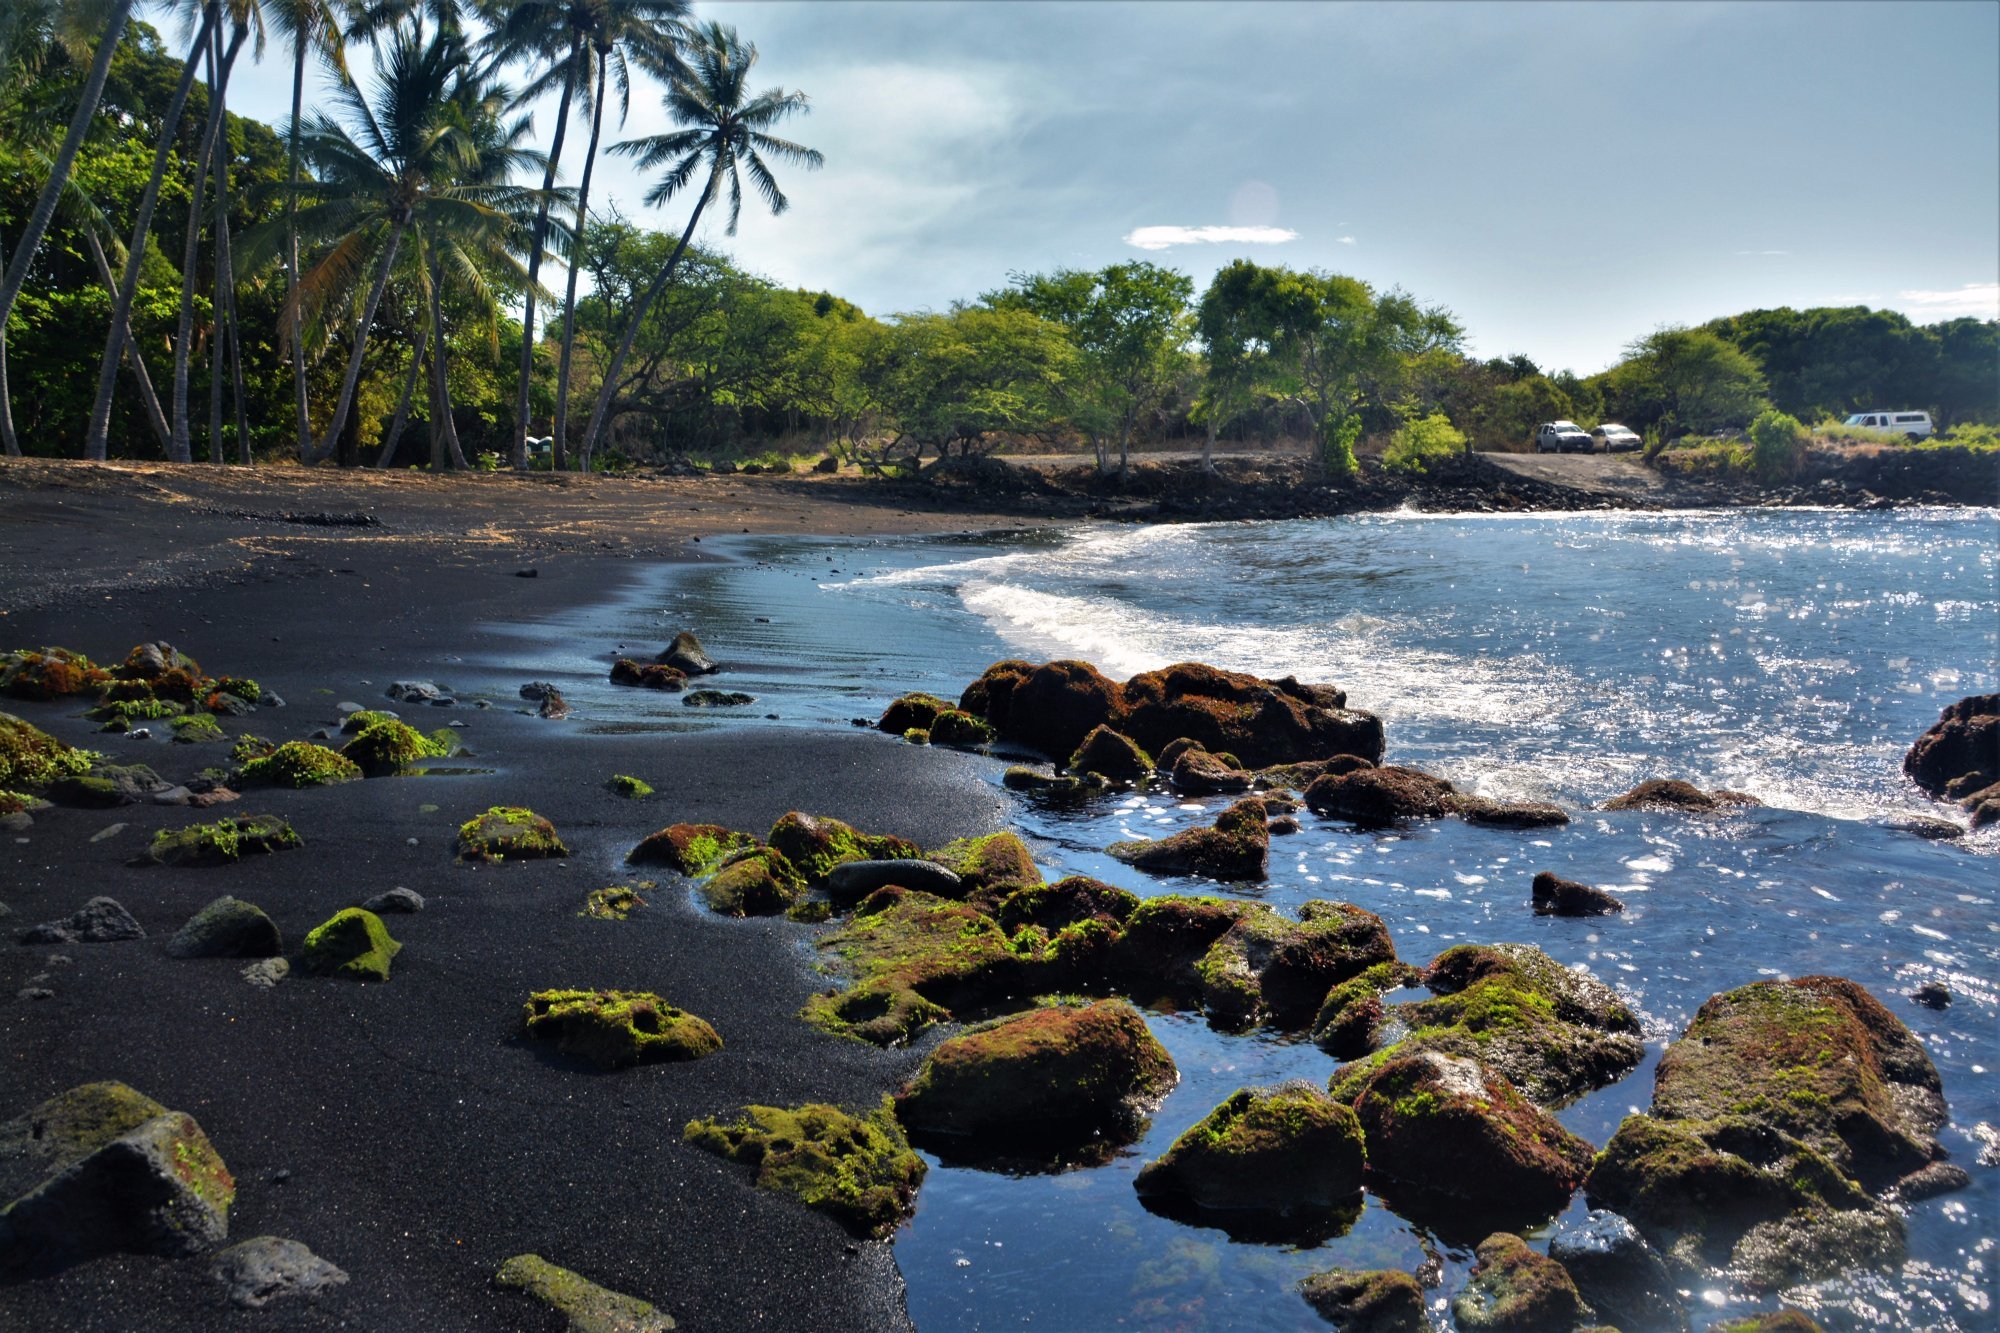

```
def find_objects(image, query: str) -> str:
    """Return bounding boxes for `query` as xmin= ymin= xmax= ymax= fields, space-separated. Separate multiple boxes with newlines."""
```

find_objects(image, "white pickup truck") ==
xmin=1534 ymin=421 xmax=1594 ymax=453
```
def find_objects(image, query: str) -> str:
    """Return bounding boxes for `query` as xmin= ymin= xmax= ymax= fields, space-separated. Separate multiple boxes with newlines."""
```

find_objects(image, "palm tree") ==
xmin=266 ymin=21 xmax=554 ymax=464
xmin=0 ymin=0 xmax=137 ymax=362
xmin=81 ymin=2 xmax=221 ymax=460
xmin=577 ymin=21 xmax=818 ymax=466
xmin=503 ymin=0 xmax=689 ymax=472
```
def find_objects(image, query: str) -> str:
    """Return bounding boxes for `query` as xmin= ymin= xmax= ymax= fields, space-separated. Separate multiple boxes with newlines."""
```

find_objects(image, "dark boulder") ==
xmin=1298 ymin=1268 xmax=1428 ymax=1332
xmin=1117 ymin=662 xmax=1383 ymax=769
xmin=1067 ymin=725 xmax=1153 ymax=782
xmin=21 ymin=897 xmax=144 ymax=946
xmin=1603 ymin=779 xmax=1761 ymax=813
xmin=609 ymin=658 xmax=686 ymax=691
xmin=1196 ymin=901 xmax=1397 ymax=1029
xmin=1454 ymin=795 xmax=1571 ymax=828
xmin=957 ymin=660 xmax=1035 ymax=733
xmin=1110 ymin=894 xmax=1257 ymax=998
xmin=1306 ymin=766 xmax=1456 ymax=827
xmin=1902 ymin=692 xmax=1999 ymax=799
xmin=999 ymin=660 xmax=1122 ymax=760
xmin=1449 ymin=1232 xmax=1587 ymax=1333
xmin=1108 ymin=797 xmax=1269 ymax=880
xmin=1548 ymin=1210 xmax=1686 ymax=1333
xmin=878 ymin=692 xmax=950 ymax=734
xmin=826 ymin=858 xmax=963 ymax=903
xmin=1530 ymin=871 xmax=1624 ymax=917
xmin=165 ymin=896 xmax=281 ymax=959
xmin=1134 ymin=1083 xmax=1364 ymax=1216
xmin=658 ymin=630 xmax=719 ymax=675
xmin=1170 ymin=746 xmax=1254 ymax=794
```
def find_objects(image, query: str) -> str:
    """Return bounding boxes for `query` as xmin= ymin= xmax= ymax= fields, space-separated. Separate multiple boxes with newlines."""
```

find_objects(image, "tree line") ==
xmin=3 ymin=4 xmax=1994 ymax=475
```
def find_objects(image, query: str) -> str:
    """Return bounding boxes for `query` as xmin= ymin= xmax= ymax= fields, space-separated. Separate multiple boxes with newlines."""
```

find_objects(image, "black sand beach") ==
xmin=0 ymin=464 xmax=1045 ymax=1330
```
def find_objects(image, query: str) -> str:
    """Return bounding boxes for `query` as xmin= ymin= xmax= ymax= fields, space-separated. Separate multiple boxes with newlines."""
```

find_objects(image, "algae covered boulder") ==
xmin=1351 ymin=1050 xmax=1594 ymax=1229
xmin=238 ymin=741 xmax=361 ymax=788
xmin=0 ymin=710 xmax=95 ymax=789
xmin=580 ymin=886 xmax=646 ymax=920
xmin=166 ymin=896 xmax=281 ymax=959
xmin=658 ymin=630 xmax=719 ymax=676
xmin=1134 ymin=1082 xmax=1365 ymax=1218
xmin=1109 ymin=893 xmax=1257 ymax=998
xmin=1311 ymin=962 xmax=1425 ymax=1059
xmin=522 ymin=989 xmax=721 ymax=1068
xmin=1449 ymin=1232 xmax=1587 ymax=1333
xmin=1067 ymin=725 xmax=1153 ymax=782
xmin=928 ymin=708 xmax=994 ymax=747
xmin=684 ymin=1097 xmax=925 ymax=1238
xmin=626 ymin=823 xmax=760 ymax=874
xmin=1904 ymin=692 xmax=1999 ymax=799
xmin=340 ymin=719 xmax=448 ymax=776
xmin=802 ymin=888 xmax=1024 ymax=1045
xmin=1108 ymin=797 xmax=1269 ymax=881
xmin=148 ymin=814 xmax=303 ymax=867
xmin=1116 ymin=662 xmax=1383 ymax=769
xmin=1603 ymin=778 xmax=1760 ymax=813
xmin=1548 ymin=1210 xmax=1685 ymax=1333
xmin=928 ymin=830 xmax=1041 ymax=902
xmin=0 ymin=647 xmax=103 ymax=700
xmin=1196 ymin=901 xmax=1397 ymax=1029
xmin=0 ymin=1084 xmax=233 ymax=1264
xmin=995 ymin=876 xmax=1138 ymax=934
xmin=1298 ymin=1267 xmax=1428 ymax=1333
xmin=457 ymin=806 xmax=568 ymax=862
xmin=495 ymin=1253 xmax=675 ymax=1332
xmin=878 ymin=692 xmax=950 ymax=734
xmin=995 ymin=659 xmax=1123 ymax=760
xmin=698 ymin=847 xmax=805 ymax=916
xmin=768 ymin=811 xmax=918 ymax=883
xmin=609 ymin=658 xmax=687 ymax=690
xmin=1305 ymin=765 xmax=1455 ymax=827
xmin=1170 ymin=746 xmax=1254 ymax=795
xmin=301 ymin=908 xmax=401 ymax=981
xmin=896 ymin=1000 xmax=1176 ymax=1162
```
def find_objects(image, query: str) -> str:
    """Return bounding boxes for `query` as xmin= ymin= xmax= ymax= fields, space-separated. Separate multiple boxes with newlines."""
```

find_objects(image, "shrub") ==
xmin=1382 ymin=413 xmax=1467 ymax=476
xmin=1749 ymin=408 xmax=1809 ymax=482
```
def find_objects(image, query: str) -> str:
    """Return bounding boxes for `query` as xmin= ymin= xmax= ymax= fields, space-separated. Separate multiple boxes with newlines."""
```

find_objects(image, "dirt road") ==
xmin=1478 ymin=450 xmax=1680 ymax=499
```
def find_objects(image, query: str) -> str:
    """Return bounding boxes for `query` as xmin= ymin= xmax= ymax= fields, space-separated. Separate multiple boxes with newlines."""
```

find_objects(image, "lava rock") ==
xmin=1530 ymin=871 xmax=1624 ymax=917
xmin=1108 ymin=797 xmax=1270 ymax=880
xmin=1450 ymin=1232 xmax=1587 ymax=1332
xmin=385 ymin=680 xmax=443 ymax=704
xmin=361 ymin=887 xmax=426 ymax=914
xmin=1135 ymin=1082 xmax=1364 ymax=1216
xmin=826 ymin=858 xmax=962 ymax=903
xmin=209 ymin=1236 xmax=349 ymax=1309
xmin=658 ymin=630 xmax=719 ymax=676
xmin=1903 ymin=693 xmax=1999 ymax=799
xmin=494 ymin=1253 xmax=675 ymax=1332
xmin=1298 ymin=1267 xmax=1429 ymax=1332
xmin=1306 ymin=766 xmax=1456 ymax=827
xmin=165 ymin=896 xmax=281 ymax=959
xmin=1603 ymin=779 xmax=1761 ymax=813
xmin=1548 ymin=1210 xmax=1685 ymax=1333
xmin=21 ymin=897 xmax=144 ymax=945
xmin=683 ymin=689 xmax=754 ymax=707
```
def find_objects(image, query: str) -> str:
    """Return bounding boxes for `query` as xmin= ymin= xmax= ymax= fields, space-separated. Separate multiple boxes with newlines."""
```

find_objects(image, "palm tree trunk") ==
xmin=306 ymin=216 xmax=409 ymax=464
xmin=578 ymin=167 xmax=715 ymax=463
xmin=83 ymin=5 xmax=216 ymax=461
xmin=0 ymin=0 xmax=135 ymax=336
xmin=509 ymin=49 xmax=577 ymax=471
xmin=550 ymin=52 xmax=608 ymax=472
xmin=172 ymin=17 xmax=246 ymax=464
xmin=376 ymin=330 xmax=428 ymax=469
xmin=1202 ymin=417 xmax=1217 ymax=474
xmin=85 ymin=229 xmax=172 ymax=453
xmin=284 ymin=36 xmax=312 ymax=462
xmin=425 ymin=246 xmax=468 ymax=471
xmin=0 ymin=234 xmax=16 ymax=457
xmin=210 ymin=55 xmax=242 ymax=466
xmin=226 ymin=277 xmax=250 ymax=464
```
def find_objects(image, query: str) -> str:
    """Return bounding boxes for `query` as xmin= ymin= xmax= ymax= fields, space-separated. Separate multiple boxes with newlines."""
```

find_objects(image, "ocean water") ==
xmin=488 ymin=507 xmax=1999 ymax=1331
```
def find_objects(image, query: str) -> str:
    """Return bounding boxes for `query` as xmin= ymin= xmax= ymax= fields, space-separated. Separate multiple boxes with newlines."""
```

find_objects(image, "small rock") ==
xmin=537 ymin=690 xmax=570 ymax=720
xmin=385 ymin=681 xmax=442 ymax=704
xmin=259 ymin=694 xmax=285 ymax=708
xmin=518 ymin=682 xmax=560 ymax=701
xmin=361 ymin=888 xmax=425 ymax=914
xmin=88 ymin=823 xmax=127 ymax=843
xmin=826 ymin=859 xmax=962 ymax=902
xmin=241 ymin=959 xmax=289 ymax=988
xmin=1911 ymin=980 xmax=1952 ymax=1009
xmin=1451 ymin=1233 xmax=1587 ymax=1331
xmin=1530 ymin=871 xmax=1624 ymax=917
xmin=494 ymin=1253 xmax=675 ymax=1331
xmin=1887 ymin=814 xmax=1964 ymax=840
xmin=515 ymin=568 xmax=538 ymax=579
xmin=658 ymin=630 xmax=719 ymax=676
xmin=21 ymin=897 xmax=145 ymax=946
xmin=683 ymin=689 xmax=754 ymax=707
xmin=336 ymin=701 xmax=365 ymax=714
xmin=166 ymin=897 xmax=281 ymax=959
xmin=16 ymin=987 xmax=54 ymax=1001
xmin=1298 ymin=1268 xmax=1428 ymax=1332
xmin=209 ymin=1236 xmax=349 ymax=1309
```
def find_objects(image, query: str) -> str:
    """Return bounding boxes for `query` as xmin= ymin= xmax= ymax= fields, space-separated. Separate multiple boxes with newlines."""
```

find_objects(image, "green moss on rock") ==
xmin=698 ymin=848 xmax=806 ymax=917
xmin=0 ymin=1082 xmax=168 ymax=1201
xmin=493 ymin=1253 xmax=675 ymax=1332
xmin=338 ymin=709 xmax=397 ymax=734
xmin=801 ymin=888 xmax=1023 ymax=1045
xmin=239 ymin=741 xmax=361 ymax=788
xmin=522 ymin=989 xmax=721 ymax=1068
xmin=301 ymin=908 xmax=401 ymax=981
xmin=88 ymin=696 xmax=185 ymax=723
xmin=1311 ymin=961 xmax=1423 ymax=1058
xmin=606 ymin=774 xmax=653 ymax=798
xmin=1134 ymin=1082 xmax=1365 ymax=1215
xmin=0 ymin=647 xmax=103 ymax=700
xmin=1298 ymin=1267 xmax=1428 ymax=1333
xmin=929 ymin=831 xmax=1042 ymax=904
xmin=168 ymin=713 xmax=225 ymax=744
xmin=877 ymin=692 xmax=950 ymax=734
xmin=1108 ymin=893 xmax=1257 ymax=999
xmin=0 ymin=710 xmax=97 ymax=788
xmin=227 ymin=735 xmax=276 ymax=764
xmin=456 ymin=806 xmax=568 ymax=862
xmin=339 ymin=720 xmax=446 ymax=775
xmin=1449 ymin=1232 xmax=1587 ymax=1332
xmin=626 ymin=823 xmax=761 ymax=875
xmin=995 ymin=876 xmax=1138 ymax=934
xmin=768 ymin=811 xmax=918 ymax=884
xmin=1108 ymin=796 xmax=1269 ymax=881
xmin=929 ymin=709 xmax=995 ymax=747
xmin=1195 ymin=901 xmax=1397 ymax=1029
xmin=684 ymin=1097 xmax=925 ymax=1238
xmin=580 ymin=886 xmax=647 ymax=920
xmin=148 ymin=814 xmax=303 ymax=867
xmin=1067 ymin=725 xmax=1154 ymax=782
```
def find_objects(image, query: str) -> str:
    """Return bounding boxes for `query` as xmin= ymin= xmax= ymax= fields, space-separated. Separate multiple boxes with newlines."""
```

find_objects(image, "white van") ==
xmin=1844 ymin=410 xmax=1934 ymax=439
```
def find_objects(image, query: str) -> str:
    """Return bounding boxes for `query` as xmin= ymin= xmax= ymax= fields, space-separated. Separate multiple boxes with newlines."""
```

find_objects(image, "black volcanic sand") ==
xmin=0 ymin=548 xmax=1018 ymax=1330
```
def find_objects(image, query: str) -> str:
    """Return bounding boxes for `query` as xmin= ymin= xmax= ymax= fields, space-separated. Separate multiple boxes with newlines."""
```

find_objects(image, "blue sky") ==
xmin=206 ymin=0 xmax=1999 ymax=374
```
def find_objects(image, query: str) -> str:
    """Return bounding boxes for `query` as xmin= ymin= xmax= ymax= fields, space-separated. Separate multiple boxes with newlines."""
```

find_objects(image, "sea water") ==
xmin=488 ymin=507 xmax=1999 ymax=1331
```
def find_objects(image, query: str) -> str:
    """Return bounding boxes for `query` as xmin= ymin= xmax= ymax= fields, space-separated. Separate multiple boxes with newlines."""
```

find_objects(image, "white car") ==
xmin=1535 ymin=421 xmax=1593 ymax=453
xmin=1591 ymin=423 xmax=1643 ymax=452
xmin=1844 ymin=411 xmax=1933 ymax=440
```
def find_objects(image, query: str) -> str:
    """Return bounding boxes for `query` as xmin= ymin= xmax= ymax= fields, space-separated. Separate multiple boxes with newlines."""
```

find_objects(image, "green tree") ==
xmin=1382 ymin=411 xmax=1466 ymax=475
xmin=1600 ymin=327 xmax=1767 ymax=437
xmin=578 ymin=20 xmax=820 ymax=466
xmin=860 ymin=305 xmax=1073 ymax=465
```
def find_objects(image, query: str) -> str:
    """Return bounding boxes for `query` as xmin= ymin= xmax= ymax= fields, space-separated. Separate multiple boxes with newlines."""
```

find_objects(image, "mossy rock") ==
xmin=768 ymin=811 xmax=918 ymax=884
xmin=301 ymin=908 xmax=401 ymax=981
xmin=1169 ymin=746 xmax=1255 ymax=794
xmin=683 ymin=689 xmax=754 ymax=708
xmin=609 ymin=658 xmax=686 ymax=691
xmin=1114 ymin=662 xmax=1382 ymax=768
xmin=1450 ymin=1232 xmax=1587 ymax=1332
xmin=1304 ymin=765 xmax=1456 ymax=827
xmin=1067 ymin=725 xmax=1153 ymax=782
xmin=1000 ymin=765 xmax=1104 ymax=797
xmin=895 ymin=999 xmax=1177 ymax=1162
xmin=115 ymin=641 xmax=202 ymax=682
xmin=339 ymin=720 xmax=446 ymax=776
xmin=1298 ymin=1266 xmax=1428 ymax=1332
xmin=228 ymin=735 xmax=276 ymax=764
xmin=456 ymin=807 xmax=568 ymax=862
xmin=0 ymin=711 xmax=96 ymax=789
xmin=211 ymin=677 xmax=261 ymax=705
xmin=1350 ymin=1050 xmax=1595 ymax=1233
xmin=149 ymin=814 xmax=303 ymax=867
xmin=684 ymin=1097 xmax=925 ymax=1238
xmin=1108 ymin=893 xmax=1257 ymax=999
xmin=494 ymin=1253 xmax=675 ymax=1332
xmin=878 ymin=692 xmax=951 ymax=734
xmin=338 ymin=709 xmax=399 ymax=735
xmin=0 ymin=1082 xmax=167 ymax=1201
xmin=87 ymin=696 xmax=185 ymax=724
xmin=1108 ymin=796 xmax=1269 ymax=881
xmin=0 ymin=1107 xmax=234 ymax=1261
xmin=956 ymin=659 xmax=1035 ymax=731
xmin=1195 ymin=901 xmax=1397 ymax=1030
xmin=239 ymin=741 xmax=361 ymax=788
xmin=1311 ymin=961 xmax=1423 ymax=1059
xmin=1134 ymin=1082 xmax=1365 ymax=1216
xmin=580 ymin=886 xmax=647 ymax=920
xmin=698 ymin=848 xmax=805 ymax=917
xmin=902 ymin=728 xmax=929 ymax=745
xmin=605 ymin=774 xmax=653 ymax=798
xmin=801 ymin=888 xmax=1024 ymax=1045
xmin=168 ymin=713 xmax=226 ymax=744
xmin=929 ymin=709 xmax=994 ymax=747
xmin=1603 ymin=778 xmax=1760 ymax=812
xmin=994 ymin=876 xmax=1138 ymax=935
xmin=1707 ymin=1314 xmax=1825 ymax=1333
xmin=988 ymin=659 xmax=1122 ymax=760
xmin=0 ymin=789 xmax=37 ymax=817
xmin=0 ymin=647 xmax=103 ymax=700
xmin=1327 ymin=943 xmax=1645 ymax=1107
xmin=522 ymin=989 xmax=721 ymax=1069
xmin=165 ymin=896 xmax=281 ymax=959
xmin=626 ymin=823 xmax=761 ymax=875
xmin=928 ymin=831 xmax=1041 ymax=903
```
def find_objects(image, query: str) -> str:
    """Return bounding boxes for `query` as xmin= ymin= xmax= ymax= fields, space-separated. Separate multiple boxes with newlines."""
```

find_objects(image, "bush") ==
xmin=1749 ymin=408 xmax=1808 ymax=482
xmin=1382 ymin=413 xmax=1467 ymax=476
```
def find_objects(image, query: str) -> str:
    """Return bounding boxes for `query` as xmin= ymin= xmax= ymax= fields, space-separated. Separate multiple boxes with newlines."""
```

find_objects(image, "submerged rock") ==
xmin=1903 ymin=692 xmax=1999 ymax=800
xmin=658 ymin=630 xmax=719 ymax=676
xmin=522 ymin=989 xmax=721 ymax=1068
xmin=166 ymin=896 xmax=280 ymax=958
xmin=494 ymin=1253 xmax=675 ymax=1332
xmin=1305 ymin=766 xmax=1455 ymax=827
xmin=683 ymin=689 xmax=754 ymax=707
xmin=1449 ymin=1232 xmax=1587 ymax=1333
xmin=1108 ymin=797 xmax=1270 ymax=880
xmin=1530 ymin=871 xmax=1624 ymax=917
xmin=21 ymin=896 xmax=144 ymax=945
xmin=1603 ymin=779 xmax=1761 ymax=813
xmin=301 ymin=908 xmax=401 ymax=982
xmin=896 ymin=999 xmax=1176 ymax=1161
xmin=210 ymin=1236 xmax=349 ymax=1309
xmin=1134 ymin=1082 xmax=1364 ymax=1216
xmin=1297 ymin=1267 xmax=1429 ymax=1333
xmin=1453 ymin=795 xmax=1571 ymax=828
xmin=683 ymin=1097 xmax=924 ymax=1238
xmin=1196 ymin=901 xmax=1397 ymax=1029
xmin=1548 ymin=1210 xmax=1685 ymax=1333
xmin=1001 ymin=765 xmax=1104 ymax=797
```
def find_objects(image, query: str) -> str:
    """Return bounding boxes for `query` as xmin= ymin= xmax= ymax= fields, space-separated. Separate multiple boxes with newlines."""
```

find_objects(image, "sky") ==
xmin=199 ymin=0 xmax=1998 ymax=374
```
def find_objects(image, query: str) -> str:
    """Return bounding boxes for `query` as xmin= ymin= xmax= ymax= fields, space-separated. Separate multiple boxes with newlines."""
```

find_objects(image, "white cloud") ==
xmin=1896 ymin=282 xmax=2000 ymax=321
xmin=1123 ymin=224 xmax=1299 ymax=251
xmin=1337 ymin=235 xmax=1356 ymax=245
